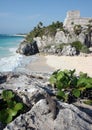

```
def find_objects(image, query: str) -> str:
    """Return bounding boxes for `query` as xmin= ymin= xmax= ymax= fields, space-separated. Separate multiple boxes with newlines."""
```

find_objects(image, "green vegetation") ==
xmin=71 ymin=41 xmax=83 ymax=52
xmin=49 ymin=69 xmax=92 ymax=104
xmin=70 ymin=41 xmax=90 ymax=54
xmin=0 ymin=90 xmax=24 ymax=124
xmin=26 ymin=21 xmax=64 ymax=42
xmin=83 ymin=100 xmax=92 ymax=105
xmin=73 ymin=24 xmax=82 ymax=35
xmin=80 ymin=45 xmax=90 ymax=53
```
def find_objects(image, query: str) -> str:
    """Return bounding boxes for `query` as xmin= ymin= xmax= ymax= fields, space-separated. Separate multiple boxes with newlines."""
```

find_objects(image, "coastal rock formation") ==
xmin=16 ymin=10 xmax=92 ymax=56
xmin=16 ymin=40 xmax=39 ymax=55
xmin=0 ymin=72 xmax=92 ymax=130
xmin=61 ymin=45 xmax=77 ymax=56
xmin=34 ymin=31 xmax=86 ymax=47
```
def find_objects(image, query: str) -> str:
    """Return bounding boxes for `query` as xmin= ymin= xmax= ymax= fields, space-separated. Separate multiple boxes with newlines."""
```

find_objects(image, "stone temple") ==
xmin=64 ymin=10 xmax=92 ymax=30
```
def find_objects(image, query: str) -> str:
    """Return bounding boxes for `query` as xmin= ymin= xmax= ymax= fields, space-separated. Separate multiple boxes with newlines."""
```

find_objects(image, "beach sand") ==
xmin=27 ymin=54 xmax=92 ymax=76
xmin=45 ymin=55 xmax=92 ymax=76
xmin=27 ymin=54 xmax=54 ymax=73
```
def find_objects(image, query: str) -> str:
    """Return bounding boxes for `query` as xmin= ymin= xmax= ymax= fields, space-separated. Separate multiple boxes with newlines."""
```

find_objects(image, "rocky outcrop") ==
xmin=61 ymin=45 xmax=77 ymax=56
xmin=16 ymin=40 xmax=39 ymax=56
xmin=0 ymin=72 xmax=92 ymax=130
xmin=34 ymin=30 xmax=86 ymax=47
xmin=40 ymin=44 xmax=77 ymax=56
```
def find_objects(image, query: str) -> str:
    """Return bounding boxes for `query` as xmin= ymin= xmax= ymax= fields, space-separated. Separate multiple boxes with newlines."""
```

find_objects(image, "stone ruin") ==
xmin=64 ymin=10 xmax=92 ymax=30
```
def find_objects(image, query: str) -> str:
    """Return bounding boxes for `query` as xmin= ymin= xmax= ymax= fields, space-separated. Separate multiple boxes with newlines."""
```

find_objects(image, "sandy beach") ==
xmin=27 ymin=54 xmax=92 ymax=76
xmin=45 ymin=55 xmax=92 ymax=76
xmin=27 ymin=55 xmax=54 ymax=73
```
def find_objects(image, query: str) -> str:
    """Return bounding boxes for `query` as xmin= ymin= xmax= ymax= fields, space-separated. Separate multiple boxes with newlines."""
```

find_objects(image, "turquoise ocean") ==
xmin=0 ymin=34 xmax=35 ymax=72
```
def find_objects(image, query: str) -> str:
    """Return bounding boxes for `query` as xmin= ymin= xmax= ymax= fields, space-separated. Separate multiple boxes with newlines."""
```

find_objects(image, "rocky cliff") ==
xmin=16 ymin=10 xmax=92 ymax=56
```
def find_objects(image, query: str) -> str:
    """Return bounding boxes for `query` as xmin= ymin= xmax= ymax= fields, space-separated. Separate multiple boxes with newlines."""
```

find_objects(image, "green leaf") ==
xmin=0 ymin=109 xmax=12 ymax=124
xmin=2 ymin=90 xmax=14 ymax=101
xmin=49 ymin=75 xmax=56 ymax=84
xmin=57 ymin=71 xmax=65 ymax=81
xmin=72 ymin=89 xmax=80 ymax=98
xmin=7 ymin=108 xmax=17 ymax=117
xmin=79 ymin=72 xmax=88 ymax=78
xmin=5 ymin=115 xmax=13 ymax=124
xmin=56 ymin=81 xmax=63 ymax=90
xmin=57 ymin=90 xmax=65 ymax=98
xmin=14 ymin=103 xmax=23 ymax=111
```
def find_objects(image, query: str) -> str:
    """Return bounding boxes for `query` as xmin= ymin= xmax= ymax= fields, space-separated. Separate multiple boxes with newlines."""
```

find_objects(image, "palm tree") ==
xmin=37 ymin=21 xmax=43 ymax=29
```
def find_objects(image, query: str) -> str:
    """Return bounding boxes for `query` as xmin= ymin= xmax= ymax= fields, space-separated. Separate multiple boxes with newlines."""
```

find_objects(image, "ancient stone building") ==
xmin=64 ymin=10 xmax=92 ymax=30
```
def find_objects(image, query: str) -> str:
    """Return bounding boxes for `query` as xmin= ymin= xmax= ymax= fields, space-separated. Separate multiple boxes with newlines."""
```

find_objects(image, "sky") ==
xmin=0 ymin=0 xmax=92 ymax=34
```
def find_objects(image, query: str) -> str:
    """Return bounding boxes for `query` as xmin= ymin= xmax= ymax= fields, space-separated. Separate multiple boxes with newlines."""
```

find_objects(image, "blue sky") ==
xmin=0 ymin=0 xmax=92 ymax=34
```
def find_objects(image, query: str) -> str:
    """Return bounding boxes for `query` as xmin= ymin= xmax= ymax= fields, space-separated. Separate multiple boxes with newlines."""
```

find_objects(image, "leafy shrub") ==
xmin=80 ymin=45 xmax=90 ymax=54
xmin=26 ymin=21 xmax=64 ymax=42
xmin=0 ymin=90 xmax=24 ymax=124
xmin=71 ymin=41 xmax=83 ymax=53
xmin=49 ymin=69 xmax=92 ymax=104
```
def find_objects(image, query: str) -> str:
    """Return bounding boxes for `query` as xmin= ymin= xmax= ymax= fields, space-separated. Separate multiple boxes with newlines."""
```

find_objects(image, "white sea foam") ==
xmin=9 ymin=47 xmax=17 ymax=54
xmin=0 ymin=54 xmax=23 ymax=72
xmin=0 ymin=52 xmax=37 ymax=72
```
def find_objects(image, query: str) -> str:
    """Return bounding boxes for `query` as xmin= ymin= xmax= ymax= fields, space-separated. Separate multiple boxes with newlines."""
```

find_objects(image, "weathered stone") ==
xmin=0 ymin=72 xmax=92 ymax=130
xmin=63 ymin=10 xmax=92 ymax=31
xmin=61 ymin=45 xmax=77 ymax=56
xmin=16 ymin=40 xmax=39 ymax=56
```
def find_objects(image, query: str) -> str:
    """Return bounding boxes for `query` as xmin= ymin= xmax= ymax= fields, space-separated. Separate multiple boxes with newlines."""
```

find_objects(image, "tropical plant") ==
xmin=25 ymin=21 xmax=64 ymax=42
xmin=80 ymin=45 xmax=90 ymax=53
xmin=49 ymin=69 xmax=92 ymax=104
xmin=0 ymin=90 xmax=24 ymax=124
xmin=71 ymin=41 xmax=83 ymax=53
xmin=74 ymin=24 xmax=82 ymax=35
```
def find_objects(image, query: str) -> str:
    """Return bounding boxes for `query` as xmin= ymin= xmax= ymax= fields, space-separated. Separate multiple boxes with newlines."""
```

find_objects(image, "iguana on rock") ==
xmin=44 ymin=93 xmax=64 ymax=119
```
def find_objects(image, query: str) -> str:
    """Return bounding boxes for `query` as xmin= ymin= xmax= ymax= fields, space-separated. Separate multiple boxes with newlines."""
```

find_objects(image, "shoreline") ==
xmin=26 ymin=54 xmax=55 ymax=73
xmin=0 ymin=51 xmax=92 ymax=77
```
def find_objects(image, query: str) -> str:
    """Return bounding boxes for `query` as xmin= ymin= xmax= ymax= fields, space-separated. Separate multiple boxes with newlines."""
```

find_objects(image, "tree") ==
xmin=37 ymin=21 xmax=43 ymax=29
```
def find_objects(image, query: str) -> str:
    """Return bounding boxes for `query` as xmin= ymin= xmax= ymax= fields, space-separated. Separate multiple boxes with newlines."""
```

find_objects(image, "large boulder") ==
xmin=16 ymin=40 xmax=39 ymax=56
xmin=61 ymin=45 xmax=77 ymax=56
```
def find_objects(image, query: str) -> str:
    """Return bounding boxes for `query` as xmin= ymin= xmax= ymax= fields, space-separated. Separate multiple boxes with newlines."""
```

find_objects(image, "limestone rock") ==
xmin=0 ymin=72 xmax=92 ymax=130
xmin=4 ymin=100 xmax=92 ymax=130
xmin=61 ymin=45 xmax=77 ymax=56
xmin=16 ymin=40 xmax=39 ymax=55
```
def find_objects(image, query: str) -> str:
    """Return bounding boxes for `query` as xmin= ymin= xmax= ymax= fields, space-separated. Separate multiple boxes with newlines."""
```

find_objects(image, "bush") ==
xmin=49 ymin=69 xmax=92 ymax=104
xmin=71 ymin=41 xmax=83 ymax=52
xmin=80 ymin=45 xmax=90 ymax=54
xmin=0 ymin=90 xmax=24 ymax=124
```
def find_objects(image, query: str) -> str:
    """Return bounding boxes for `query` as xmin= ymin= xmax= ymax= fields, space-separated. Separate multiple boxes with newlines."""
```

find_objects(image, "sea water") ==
xmin=0 ymin=34 xmax=31 ymax=72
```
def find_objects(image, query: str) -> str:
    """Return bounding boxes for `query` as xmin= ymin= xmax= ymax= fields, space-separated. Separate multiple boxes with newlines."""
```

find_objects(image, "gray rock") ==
xmin=61 ymin=45 xmax=77 ymax=56
xmin=4 ymin=100 xmax=92 ymax=130
xmin=0 ymin=72 xmax=92 ymax=130
xmin=16 ymin=40 xmax=39 ymax=55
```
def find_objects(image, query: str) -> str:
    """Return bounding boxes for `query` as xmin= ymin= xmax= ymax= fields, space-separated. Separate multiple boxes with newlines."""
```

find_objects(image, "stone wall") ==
xmin=64 ymin=10 xmax=92 ymax=30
